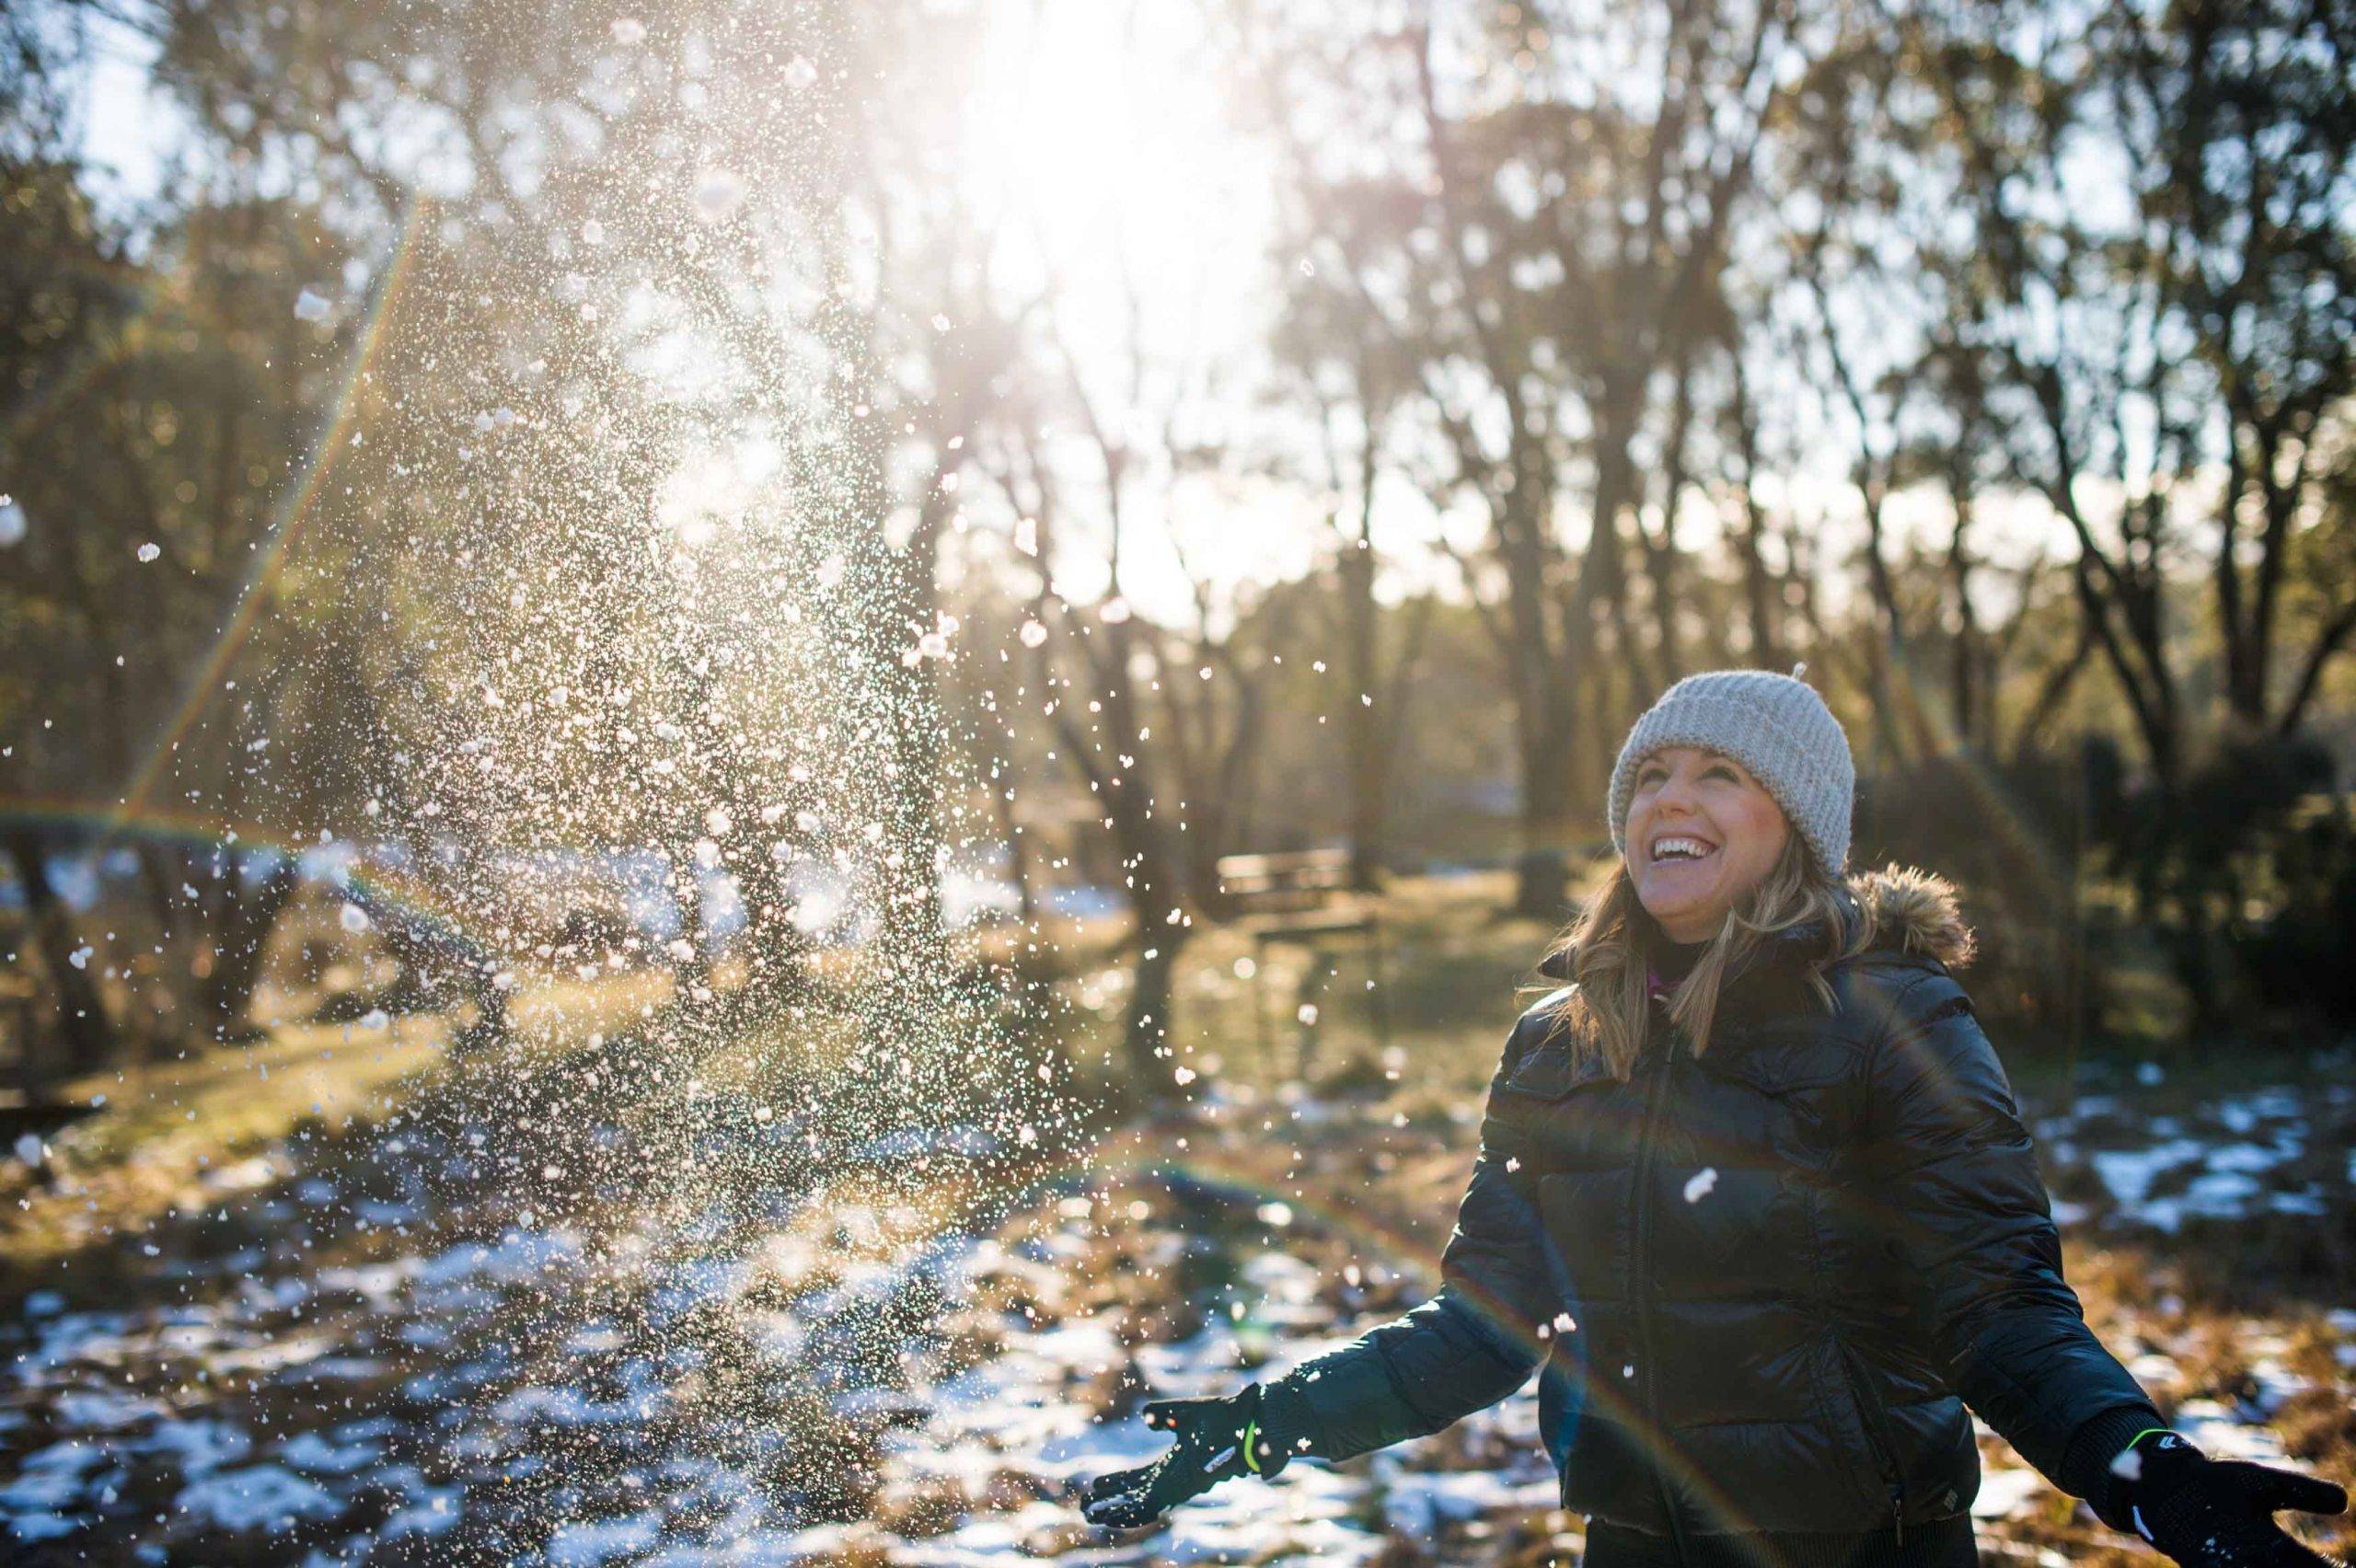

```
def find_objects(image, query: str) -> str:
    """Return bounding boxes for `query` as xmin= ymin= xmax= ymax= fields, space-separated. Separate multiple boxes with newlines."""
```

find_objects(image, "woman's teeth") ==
xmin=1651 ymin=836 xmax=1714 ymax=861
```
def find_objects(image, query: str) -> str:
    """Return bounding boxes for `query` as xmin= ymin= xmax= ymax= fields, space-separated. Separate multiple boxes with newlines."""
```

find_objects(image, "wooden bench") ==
xmin=1214 ymin=848 xmax=1357 ymax=915
xmin=1214 ymin=848 xmax=1389 ymax=1071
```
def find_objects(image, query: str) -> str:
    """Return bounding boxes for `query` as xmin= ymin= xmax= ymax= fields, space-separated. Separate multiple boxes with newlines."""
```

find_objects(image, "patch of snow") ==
xmin=176 ymin=1465 xmax=341 ymax=1532
xmin=380 ymin=1486 xmax=461 ymax=1538
xmin=278 ymin=1430 xmax=380 ymax=1475
xmin=1378 ymin=1461 xmax=1559 ymax=1539
xmin=52 ymin=1388 xmax=162 ymax=1430
xmin=546 ymin=1511 xmax=664 ymax=1564
xmin=135 ymin=1418 xmax=252 ymax=1475
xmin=491 ymin=1383 xmax=651 ymax=1426
xmin=1972 ymin=1466 xmax=2047 ymax=1519
xmin=1 ymin=1441 xmax=103 ymax=1511
xmin=2090 ymin=1140 xmax=2208 ymax=1211
xmin=6 ymin=1511 xmax=80 ymax=1542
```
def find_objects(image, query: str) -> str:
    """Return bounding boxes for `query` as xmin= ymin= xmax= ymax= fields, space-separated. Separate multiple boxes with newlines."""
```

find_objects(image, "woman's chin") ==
xmin=1635 ymin=884 xmax=1723 ymax=940
xmin=1637 ymin=870 xmax=1712 ymax=909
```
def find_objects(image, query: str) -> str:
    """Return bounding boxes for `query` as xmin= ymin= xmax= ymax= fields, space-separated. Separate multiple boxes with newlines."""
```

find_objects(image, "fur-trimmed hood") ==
xmin=1846 ymin=863 xmax=1976 ymax=970
xmin=1676 ymin=862 xmax=1981 ymax=1019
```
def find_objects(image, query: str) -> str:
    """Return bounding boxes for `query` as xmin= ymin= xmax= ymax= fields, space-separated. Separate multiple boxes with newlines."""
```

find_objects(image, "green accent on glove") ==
xmin=1078 ymin=1385 xmax=1276 ymax=1530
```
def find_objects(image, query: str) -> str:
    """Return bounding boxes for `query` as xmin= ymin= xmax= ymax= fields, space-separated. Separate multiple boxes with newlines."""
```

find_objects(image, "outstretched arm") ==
xmin=1865 ymin=971 xmax=2344 ymax=1562
xmin=1865 ymin=967 xmax=2162 ymax=1493
xmin=1269 ymin=1015 xmax=1565 ymax=1461
xmin=1078 ymin=1012 xmax=1568 ymax=1528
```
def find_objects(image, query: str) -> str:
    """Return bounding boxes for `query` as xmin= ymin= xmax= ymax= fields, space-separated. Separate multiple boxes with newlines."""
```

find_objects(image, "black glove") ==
xmin=2107 ymin=1429 xmax=2348 ymax=1566
xmin=1077 ymin=1382 xmax=1309 ymax=1528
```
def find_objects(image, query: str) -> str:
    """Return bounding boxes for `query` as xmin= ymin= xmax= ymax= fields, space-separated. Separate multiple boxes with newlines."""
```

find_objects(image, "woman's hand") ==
xmin=1077 ymin=1384 xmax=1290 ymax=1528
xmin=2110 ymin=1430 xmax=2348 ymax=1565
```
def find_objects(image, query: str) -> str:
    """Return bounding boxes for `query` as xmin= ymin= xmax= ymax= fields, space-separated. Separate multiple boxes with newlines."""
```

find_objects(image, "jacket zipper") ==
xmin=1629 ymin=1012 xmax=1691 ymax=1562
xmin=1837 ymin=1337 xmax=1910 ymax=1545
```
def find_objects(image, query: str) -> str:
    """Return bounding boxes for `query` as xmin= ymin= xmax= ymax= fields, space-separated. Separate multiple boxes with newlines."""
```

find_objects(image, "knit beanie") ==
xmin=1607 ymin=669 xmax=1854 ymax=873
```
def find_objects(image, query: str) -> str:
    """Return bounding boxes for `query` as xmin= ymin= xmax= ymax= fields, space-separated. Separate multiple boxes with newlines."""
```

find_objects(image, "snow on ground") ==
xmin=0 ymin=1059 xmax=2349 ymax=1562
xmin=2044 ymin=1076 xmax=2354 ymax=1232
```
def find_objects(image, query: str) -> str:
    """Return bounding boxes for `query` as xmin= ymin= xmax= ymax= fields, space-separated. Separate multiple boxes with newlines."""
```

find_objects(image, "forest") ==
xmin=2 ymin=0 xmax=2353 ymax=1562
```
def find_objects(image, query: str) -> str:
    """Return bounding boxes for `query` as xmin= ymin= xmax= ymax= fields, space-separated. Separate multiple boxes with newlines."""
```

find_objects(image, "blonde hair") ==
xmin=1540 ymin=833 xmax=1872 ymax=1079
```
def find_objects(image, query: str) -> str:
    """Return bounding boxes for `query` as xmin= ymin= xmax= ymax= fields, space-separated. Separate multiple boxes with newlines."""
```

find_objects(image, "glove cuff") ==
xmin=2108 ymin=1426 xmax=2210 ymax=1538
xmin=1253 ymin=1375 xmax=1326 ymax=1474
xmin=2065 ymin=1403 xmax=2172 ymax=1530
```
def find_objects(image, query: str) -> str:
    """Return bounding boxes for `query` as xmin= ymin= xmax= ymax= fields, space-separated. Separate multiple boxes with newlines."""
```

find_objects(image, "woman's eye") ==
xmin=1704 ymin=766 xmax=1737 ymax=782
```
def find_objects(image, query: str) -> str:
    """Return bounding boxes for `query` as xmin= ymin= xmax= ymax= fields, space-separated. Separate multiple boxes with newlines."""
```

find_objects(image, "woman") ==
xmin=1080 ymin=670 xmax=2347 ymax=1566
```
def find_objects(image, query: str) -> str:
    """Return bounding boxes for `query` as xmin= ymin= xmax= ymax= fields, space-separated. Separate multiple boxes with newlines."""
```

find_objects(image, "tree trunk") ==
xmin=201 ymin=856 xmax=298 ymax=1040
xmin=1946 ymin=479 xmax=1984 ymax=749
xmin=666 ymin=840 xmax=714 ymax=995
xmin=1513 ymin=709 xmax=1580 ymax=919
xmin=1642 ymin=352 xmax=1698 ymax=680
xmin=722 ymin=812 xmax=814 ymax=995
xmin=979 ymin=724 xmax=1040 ymax=930
xmin=1122 ymin=923 xmax=1184 ymax=1101
xmin=1729 ymin=357 xmax=1783 ymax=667
xmin=876 ymin=535 xmax=951 ymax=974
xmin=1588 ymin=382 xmax=1652 ymax=712
xmin=1113 ymin=799 xmax=1188 ymax=1096
xmin=1339 ymin=515 xmax=1389 ymax=893
xmin=2 ymin=831 xmax=113 ymax=1087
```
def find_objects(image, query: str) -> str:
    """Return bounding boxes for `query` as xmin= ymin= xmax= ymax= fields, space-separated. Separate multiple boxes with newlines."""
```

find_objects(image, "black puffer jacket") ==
xmin=1282 ymin=869 xmax=2160 ymax=1549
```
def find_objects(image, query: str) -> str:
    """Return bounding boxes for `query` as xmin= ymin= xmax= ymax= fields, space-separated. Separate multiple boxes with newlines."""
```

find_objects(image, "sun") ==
xmin=964 ymin=0 xmax=1276 ymax=353
xmin=953 ymin=0 xmax=1288 ymax=618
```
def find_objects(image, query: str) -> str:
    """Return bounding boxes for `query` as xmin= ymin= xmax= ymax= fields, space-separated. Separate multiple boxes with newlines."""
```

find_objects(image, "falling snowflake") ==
xmin=694 ymin=169 xmax=746 ymax=224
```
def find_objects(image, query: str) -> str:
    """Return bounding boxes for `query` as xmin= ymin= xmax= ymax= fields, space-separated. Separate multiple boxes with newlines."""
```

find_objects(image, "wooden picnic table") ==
xmin=1214 ymin=848 xmax=1389 ymax=1070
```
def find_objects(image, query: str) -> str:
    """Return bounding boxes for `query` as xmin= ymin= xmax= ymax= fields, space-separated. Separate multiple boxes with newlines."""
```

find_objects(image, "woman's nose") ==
xmin=1650 ymin=773 xmax=1698 ymax=814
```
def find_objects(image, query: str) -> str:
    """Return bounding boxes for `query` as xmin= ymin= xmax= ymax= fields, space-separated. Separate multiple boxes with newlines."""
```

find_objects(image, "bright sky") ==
xmin=936 ymin=0 xmax=2079 ymax=630
xmin=65 ymin=8 xmax=179 ymax=225
xmin=949 ymin=0 xmax=1341 ymax=620
xmin=56 ymin=0 xmax=2068 ymax=637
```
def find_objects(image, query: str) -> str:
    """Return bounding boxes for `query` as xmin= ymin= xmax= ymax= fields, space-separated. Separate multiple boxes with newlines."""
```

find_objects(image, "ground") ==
xmin=1 ymin=873 xmax=2350 ymax=1564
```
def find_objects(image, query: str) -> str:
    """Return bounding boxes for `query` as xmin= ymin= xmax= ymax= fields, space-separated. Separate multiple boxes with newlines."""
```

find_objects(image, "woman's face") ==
xmin=1623 ymin=745 xmax=1792 ymax=942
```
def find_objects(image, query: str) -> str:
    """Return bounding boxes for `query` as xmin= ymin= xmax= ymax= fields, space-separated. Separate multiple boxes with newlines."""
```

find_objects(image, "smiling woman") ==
xmin=1549 ymin=669 xmax=1869 ymax=1078
xmin=1623 ymin=747 xmax=1792 ymax=941
xmin=1080 ymin=668 xmax=2346 ymax=1567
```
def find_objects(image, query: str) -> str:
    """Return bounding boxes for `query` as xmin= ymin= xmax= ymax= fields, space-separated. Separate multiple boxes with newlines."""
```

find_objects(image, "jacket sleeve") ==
xmin=1863 ymin=966 xmax=2163 ymax=1506
xmin=1274 ymin=1015 xmax=1562 ymax=1461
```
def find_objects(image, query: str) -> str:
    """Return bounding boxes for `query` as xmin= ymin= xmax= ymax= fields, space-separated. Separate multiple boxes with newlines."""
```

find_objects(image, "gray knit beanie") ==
xmin=1607 ymin=668 xmax=1854 ymax=873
